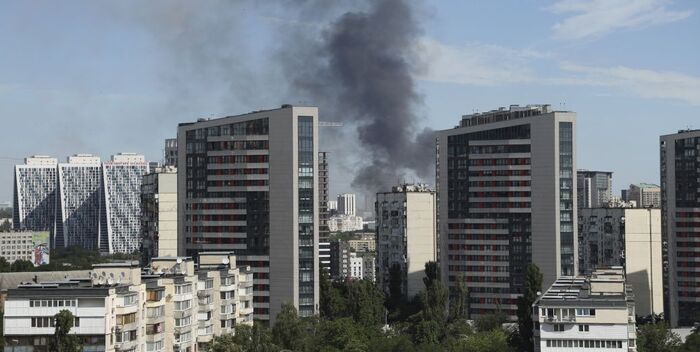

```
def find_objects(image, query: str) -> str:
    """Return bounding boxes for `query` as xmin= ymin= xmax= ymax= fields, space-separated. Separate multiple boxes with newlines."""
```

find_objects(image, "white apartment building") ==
xmin=437 ymin=104 xmax=577 ymax=319
xmin=578 ymin=208 xmax=663 ymax=317
xmin=337 ymin=193 xmax=356 ymax=216
xmin=3 ymin=253 xmax=253 ymax=352
xmin=102 ymin=153 xmax=149 ymax=254
xmin=13 ymin=155 xmax=58 ymax=242
xmin=0 ymin=231 xmax=50 ymax=265
xmin=57 ymin=154 xmax=103 ymax=249
xmin=376 ymin=184 xmax=436 ymax=299
xmin=178 ymin=105 xmax=319 ymax=321
xmin=577 ymin=170 xmax=613 ymax=209
xmin=349 ymin=252 xmax=364 ymax=280
xmin=141 ymin=166 xmax=178 ymax=262
xmin=625 ymin=183 xmax=661 ymax=209
xmin=533 ymin=267 xmax=637 ymax=352
xmin=327 ymin=214 xmax=364 ymax=232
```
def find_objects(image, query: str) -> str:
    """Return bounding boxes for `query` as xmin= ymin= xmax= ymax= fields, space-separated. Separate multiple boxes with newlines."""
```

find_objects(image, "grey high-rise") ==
xmin=437 ymin=104 xmax=577 ymax=319
xmin=318 ymin=152 xmax=332 ymax=275
xmin=13 ymin=156 xmax=58 ymax=243
xmin=177 ymin=105 xmax=319 ymax=322
xmin=660 ymin=129 xmax=700 ymax=327
xmin=576 ymin=170 xmax=613 ymax=208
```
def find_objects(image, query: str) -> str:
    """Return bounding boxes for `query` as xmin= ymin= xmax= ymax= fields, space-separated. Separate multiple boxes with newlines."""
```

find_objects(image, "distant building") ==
xmin=141 ymin=166 xmax=178 ymax=263
xmin=337 ymin=193 xmax=356 ymax=216
xmin=164 ymin=138 xmax=178 ymax=166
xmin=13 ymin=156 xmax=58 ymax=243
xmin=348 ymin=233 xmax=376 ymax=252
xmin=349 ymin=252 xmax=364 ymax=279
xmin=363 ymin=255 xmax=376 ymax=283
xmin=328 ymin=214 xmax=364 ymax=232
xmin=660 ymin=129 xmax=700 ymax=327
xmin=178 ymin=105 xmax=319 ymax=321
xmin=577 ymin=170 xmax=613 ymax=209
xmin=533 ymin=267 xmax=637 ymax=352
xmin=56 ymin=154 xmax=103 ymax=250
xmin=578 ymin=208 xmax=663 ymax=317
xmin=437 ymin=104 xmax=577 ymax=319
xmin=0 ymin=231 xmax=50 ymax=265
xmin=327 ymin=200 xmax=338 ymax=215
xmin=376 ymin=184 xmax=436 ymax=299
xmin=625 ymin=183 xmax=661 ymax=208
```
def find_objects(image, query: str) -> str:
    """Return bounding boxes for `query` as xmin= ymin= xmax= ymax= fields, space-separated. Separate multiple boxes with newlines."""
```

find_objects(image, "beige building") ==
xmin=578 ymin=208 xmax=663 ymax=317
xmin=2 ymin=253 xmax=253 ymax=352
xmin=141 ymin=166 xmax=178 ymax=262
xmin=376 ymin=184 xmax=437 ymax=299
xmin=0 ymin=231 xmax=48 ymax=265
xmin=533 ymin=267 xmax=637 ymax=352
xmin=625 ymin=183 xmax=661 ymax=208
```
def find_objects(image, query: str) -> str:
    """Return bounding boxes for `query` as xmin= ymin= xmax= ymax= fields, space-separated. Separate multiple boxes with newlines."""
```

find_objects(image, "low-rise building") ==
xmin=0 ymin=231 xmax=50 ymax=265
xmin=2 ymin=253 xmax=253 ymax=352
xmin=533 ymin=267 xmax=637 ymax=352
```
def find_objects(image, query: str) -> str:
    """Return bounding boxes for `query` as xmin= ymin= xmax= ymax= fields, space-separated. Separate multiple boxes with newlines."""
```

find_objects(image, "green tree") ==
xmin=208 ymin=333 xmax=244 ymax=352
xmin=347 ymin=279 xmax=385 ymax=327
xmin=678 ymin=329 xmax=700 ymax=352
xmin=419 ymin=261 xmax=448 ymax=324
xmin=320 ymin=268 xmax=347 ymax=319
xmin=637 ymin=321 xmax=681 ymax=352
xmin=317 ymin=317 xmax=370 ymax=351
xmin=449 ymin=274 xmax=469 ymax=321
xmin=271 ymin=302 xmax=304 ymax=351
xmin=0 ymin=257 xmax=10 ymax=272
xmin=10 ymin=259 xmax=34 ymax=272
xmin=49 ymin=310 xmax=81 ymax=352
xmin=474 ymin=312 xmax=507 ymax=333
xmin=219 ymin=324 xmax=278 ymax=352
xmin=0 ymin=219 xmax=10 ymax=232
xmin=453 ymin=328 xmax=511 ymax=352
xmin=388 ymin=263 xmax=404 ymax=306
xmin=516 ymin=263 xmax=543 ymax=352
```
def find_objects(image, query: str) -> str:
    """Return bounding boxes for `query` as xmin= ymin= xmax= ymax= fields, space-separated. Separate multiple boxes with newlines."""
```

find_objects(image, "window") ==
xmin=578 ymin=324 xmax=589 ymax=332
xmin=147 ymin=306 xmax=164 ymax=318
xmin=122 ymin=294 xmax=138 ymax=307
xmin=576 ymin=308 xmax=595 ymax=316
xmin=175 ymin=315 xmax=192 ymax=327
xmin=175 ymin=284 xmax=192 ymax=295
xmin=554 ymin=324 xmax=565 ymax=332
xmin=174 ymin=299 xmax=192 ymax=311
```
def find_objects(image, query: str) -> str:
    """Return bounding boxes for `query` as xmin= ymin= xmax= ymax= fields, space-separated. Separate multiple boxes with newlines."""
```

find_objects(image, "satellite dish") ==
xmin=107 ymin=277 xmax=114 ymax=286
xmin=98 ymin=277 xmax=106 ymax=285
xmin=176 ymin=258 xmax=183 ymax=264
xmin=222 ymin=258 xmax=230 ymax=265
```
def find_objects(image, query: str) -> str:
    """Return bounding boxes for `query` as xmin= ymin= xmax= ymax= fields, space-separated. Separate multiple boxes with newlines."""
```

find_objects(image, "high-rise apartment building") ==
xmin=376 ymin=184 xmax=436 ymax=299
xmin=625 ymin=183 xmax=661 ymax=208
xmin=57 ymin=154 xmax=102 ymax=249
xmin=576 ymin=170 xmax=613 ymax=209
xmin=660 ymin=129 xmax=700 ymax=327
xmin=141 ymin=166 xmax=178 ymax=263
xmin=337 ymin=193 xmax=356 ymax=216
xmin=13 ymin=156 xmax=58 ymax=241
xmin=165 ymin=138 xmax=178 ymax=166
xmin=318 ymin=152 xmax=332 ymax=274
xmin=436 ymin=104 xmax=577 ymax=319
xmin=177 ymin=105 xmax=319 ymax=321
xmin=578 ymin=208 xmax=662 ymax=317
xmin=102 ymin=153 xmax=149 ymax=254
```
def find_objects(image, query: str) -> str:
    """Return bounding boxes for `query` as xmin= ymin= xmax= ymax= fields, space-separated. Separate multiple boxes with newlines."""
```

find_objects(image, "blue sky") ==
xmin=0 ymin=0 xmax=698 ymax=206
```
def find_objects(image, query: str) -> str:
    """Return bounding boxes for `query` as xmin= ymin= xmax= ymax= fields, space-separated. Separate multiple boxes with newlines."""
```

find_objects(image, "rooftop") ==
xmin=459 ymin=104 xmax=560 ymax=128
xmin=534 ymin=267 xmax=633 ymax=308
xmin=178 ymin=104 xmax=313 ymax=127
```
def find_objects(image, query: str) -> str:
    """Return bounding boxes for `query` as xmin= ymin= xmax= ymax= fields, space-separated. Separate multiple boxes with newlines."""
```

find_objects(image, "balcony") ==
xmin=115 ymin=339 xmax=139 ymax=351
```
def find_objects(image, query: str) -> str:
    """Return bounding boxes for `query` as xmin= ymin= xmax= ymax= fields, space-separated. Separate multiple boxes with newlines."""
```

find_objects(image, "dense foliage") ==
xmin=49 ymin=310 xmax=82 ymax=352
xmin=0 ymin=246 xmax=141 ymax=272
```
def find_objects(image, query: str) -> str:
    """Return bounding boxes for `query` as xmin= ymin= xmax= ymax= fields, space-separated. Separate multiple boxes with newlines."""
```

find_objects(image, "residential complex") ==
xmin=12 ymin=156 xmax=58 ymax=241
xmin=102 ymin=153 xmax=149 ymax=253
xmin=376 ymin=184 xmax=437 ymax=299
xmin=532 ymin=267 xmax=637 ymax=352
xmin=177 ymin=105 xmax=319 ymax=321
xmin=141 ymin=166 xmax=178 ymax=263
xmin=578 ymin=208 xmax=663 ymax=317
xmin=437 ymin=104 xmax=577 ymax=319
xmin=660 ymin=129 xmax=700 ymax=327
xmin=329 ymin=240 xmax=376 ymax=282
xmin=13 ymin=153 xmax=148 ymax=254
xmin=2 ymin=253 xmax=253 ymax=352
xmin=576 ymin=170 xmax=613 ymax=209
xmin=625 ymin=183 xmax=661 ymax=208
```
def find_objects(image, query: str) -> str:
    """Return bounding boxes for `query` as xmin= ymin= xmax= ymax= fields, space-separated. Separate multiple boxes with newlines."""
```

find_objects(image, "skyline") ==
xmin=1 ymin=0 xmax=699 ymax=207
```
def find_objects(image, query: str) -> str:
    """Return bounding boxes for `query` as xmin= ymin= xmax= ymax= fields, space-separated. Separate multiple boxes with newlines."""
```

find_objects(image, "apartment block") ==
xmin=57 ymin=154 xmax=103 ymax=249
xmin=178 ymin=105 xmax=319 ymax=321
xmin=0 ymin=231 xmax=50 ymax=265
xmin=437 ymin=104 xmax=577 ymax=319
xmin=625 ymin=183 xmax=661 ymax=208
xmin=102 ymin=153 xmax=149 ymax=253
xmin=577 ymin=170 xmax=613 ymax=209
xmin=165 ymin=138 xmax=178 ymax=167
xmin=13 ymin=156 xmax=58 ymax=241
xmin=318 ymin=152 xmax=331 ymax=275
xmin=533 ymin=267 xmax=637 ymax=352
xmin=2 ymin=253 xmax=253 ymax=352
xmin=578 ymin=208 xmax=663 ymax=317
xmin=337 ymin=193 xmax=356 ymax=216
xmin=660 ymin=129 xmax=700 ymax=327
xmin=142 ymin=166 xmax=178 ymax=263
xmin=376 ymin=184 xmax=436 ymax=299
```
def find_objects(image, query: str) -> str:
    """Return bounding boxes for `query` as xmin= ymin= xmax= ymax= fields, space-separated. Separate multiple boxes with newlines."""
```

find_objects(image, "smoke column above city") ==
xmin=284 ymin=0 xmax=435 ymax=195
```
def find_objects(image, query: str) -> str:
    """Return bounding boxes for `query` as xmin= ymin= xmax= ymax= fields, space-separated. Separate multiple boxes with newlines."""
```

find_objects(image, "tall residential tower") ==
xmin=576 ymin=170 xmax=613 ymax=209
xmin=177 ymin=105 xmax=319 ymax=321
xmin=436 ymin=104 xmax=577 ymax=319
xmin=13 ymin=156 xmax=58 ymax=241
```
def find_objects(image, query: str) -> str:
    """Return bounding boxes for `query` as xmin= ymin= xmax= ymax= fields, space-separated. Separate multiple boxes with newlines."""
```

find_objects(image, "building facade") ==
xmin=625 ymin=183 xmax=661 ymax=208
xmin=141 ymin=166 xmax=178 ymax=263
xmin=660 ymin=129 xmax=700 ymax=327
xmin=318 ymin=152 xmax=331 ymax=275
xmin=0 ymin=231 xmax=50 ymax=265
xmin=578 ymin=208 xmax=663 ymax=317
xmin=102 ymin=153 xmax=149 ymax=254
xmin=57 ymin=154 xmax=103 ymax=250
xmin=13 ymin=156 xmax=58 ymax=243
xmin=337 ymin=193 xmax=356 ymax=216
xmin=532 ymin=268 xmax=637 ymax=352
xmin=376 ymin=184 xmax=437 ymax=299
xmin=577 ymin=170 xmax=613 ymax=209
xmin=177 ymin=105 xmax=319 ymax=321
xmin=437 ymin=104 xmax=577 ymax=319
xmin=165 ymin=138 xmax=178 ymax=167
